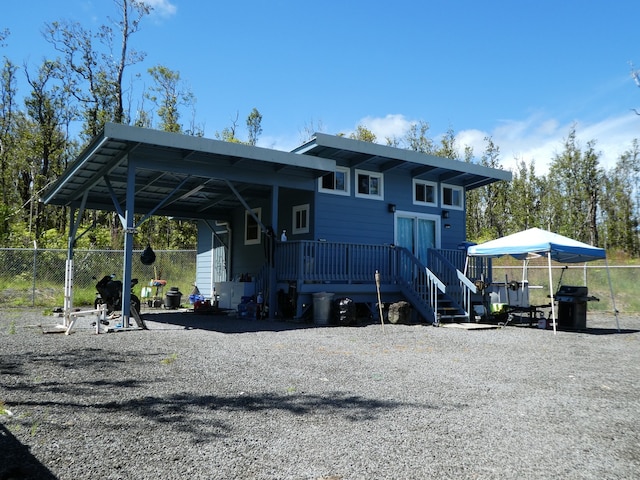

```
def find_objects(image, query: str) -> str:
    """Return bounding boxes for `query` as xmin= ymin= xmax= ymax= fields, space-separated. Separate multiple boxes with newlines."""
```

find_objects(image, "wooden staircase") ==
xmin=395 ymin=248 xmax=475 ymax=325
xmin=436 ymin=292 xmax=470 ymax=325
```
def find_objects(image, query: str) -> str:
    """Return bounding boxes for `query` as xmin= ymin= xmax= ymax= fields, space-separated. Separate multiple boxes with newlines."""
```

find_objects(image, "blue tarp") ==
xmin=467 ymin=227 xmax=606 ymax=263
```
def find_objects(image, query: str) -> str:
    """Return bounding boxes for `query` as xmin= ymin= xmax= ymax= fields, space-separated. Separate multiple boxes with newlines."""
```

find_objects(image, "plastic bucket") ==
xmin=312 ymin=292 xmax=334 ymax=325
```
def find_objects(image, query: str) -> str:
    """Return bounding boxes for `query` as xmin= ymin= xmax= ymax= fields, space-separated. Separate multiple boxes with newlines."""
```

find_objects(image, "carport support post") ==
xmin=268 ymin=186 xmax=279 ymax=319
xmin=120 ymin=158 xmax=136 ymax=328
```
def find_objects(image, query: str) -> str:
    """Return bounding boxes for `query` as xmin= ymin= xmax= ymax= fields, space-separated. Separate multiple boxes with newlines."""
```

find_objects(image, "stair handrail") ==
xmin=428 ymin=248 xmax=478 ymax=320
xmin=456 ymin=269 xmax=478 ymax=320
xmin=426 ymin=267 xmax=446 ymax=325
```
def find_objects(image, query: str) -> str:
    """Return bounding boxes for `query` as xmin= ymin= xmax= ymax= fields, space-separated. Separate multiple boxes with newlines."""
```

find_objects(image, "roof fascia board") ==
xmin=103 ymin=123 xmax=336 ymax=172
xmin=311 ymin=132 xmax=512 ymax=182
xmin=41 ymin=134 xmax=110 ymax=204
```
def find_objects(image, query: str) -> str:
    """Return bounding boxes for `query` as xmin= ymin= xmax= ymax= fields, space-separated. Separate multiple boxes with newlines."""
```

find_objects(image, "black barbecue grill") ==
xmin=554 ymin=285 xmax=599 ymax=330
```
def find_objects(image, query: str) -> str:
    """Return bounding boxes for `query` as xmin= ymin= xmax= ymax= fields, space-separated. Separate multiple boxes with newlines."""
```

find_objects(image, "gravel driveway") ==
xmin=1 ymin=308 xmax=639 ymax=480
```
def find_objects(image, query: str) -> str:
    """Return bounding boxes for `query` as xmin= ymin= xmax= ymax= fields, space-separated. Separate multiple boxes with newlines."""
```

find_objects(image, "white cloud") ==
xmin=257 ymin=133 xmax=301 ymax=152
xmin=143 ymin=0 xmax=177 ymax=17
xmin=459 ymin=113 xmax=640 ymax=174
xmin=352 ymin=114 xmax=414 ymax=142
xmin=260 ymin=111 xmax=640 ymax=173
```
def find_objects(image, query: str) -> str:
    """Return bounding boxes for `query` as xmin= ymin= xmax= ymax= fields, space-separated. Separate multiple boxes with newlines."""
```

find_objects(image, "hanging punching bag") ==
xmin=140 ymin=244 xmax=156 ymax=265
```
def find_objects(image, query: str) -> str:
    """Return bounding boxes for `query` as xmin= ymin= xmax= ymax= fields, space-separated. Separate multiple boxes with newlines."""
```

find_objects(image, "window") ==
xmin=413 ymin=179 xmax=437 ymax=206
xmin=441 ymin=184 xmax=464 ymax=210
xmin=355 ymin=169 xmax=384 ymax=200
xmin=292 ymin=204 xmax=310 ymax=234
xmin=319 ymin=166 xmax=350 ymax=195
xmin=244 ymin=207 xmax=261 ymax=245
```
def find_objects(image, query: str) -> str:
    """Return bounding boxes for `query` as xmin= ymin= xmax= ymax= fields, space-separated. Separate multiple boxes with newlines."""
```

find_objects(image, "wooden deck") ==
xmin=260 ymin=240 xmax=489 ymax=323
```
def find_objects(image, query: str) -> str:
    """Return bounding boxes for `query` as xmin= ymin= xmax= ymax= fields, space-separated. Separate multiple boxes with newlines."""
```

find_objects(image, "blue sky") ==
xmin=3 ymin=0 xmax=640 ymax=172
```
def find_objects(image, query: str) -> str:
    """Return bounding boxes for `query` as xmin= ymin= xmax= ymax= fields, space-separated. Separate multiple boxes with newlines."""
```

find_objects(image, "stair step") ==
xmin=439 ymin=314 xmax=470 ymax=321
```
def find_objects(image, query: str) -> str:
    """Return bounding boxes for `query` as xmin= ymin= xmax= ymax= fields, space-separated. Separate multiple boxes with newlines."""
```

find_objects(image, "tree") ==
xmin=403 ymin=120 xmax=434 ymax=154
xmin=433 ymin=127 xmax=458 ymax=160
xmin=144 ymin=65 xmax=194 ymax=133
xmin=349 ymin=125 xmax=376 ymax=142
xmin=246 ymin=107 xmax=263 ymax=146
xmin=215 ymin=111 xmax=242 ymax=143
xmin=600 ymin=141 xmax=640 ymax=255
xmin=215 ymin=108 xmax=264 ymax=145
xmin=507 ymin=159 xmax=545 ymax=232
xmin=109 ymin=0 xmax=150 ymax=123
xmin=464 ymin=137 xmax=510 ymax=241
xmin=0 ymin=55 xmax=19 ymax=244
xmin=43 ymin=0 xmax=150 ymax=137
xmin=546 ymin=126 xmax=602 ymax=244
xmin=298 ymin=118 xmax=326 ymax=144
xmin=21 ymin=59 xmax=71 ymax=240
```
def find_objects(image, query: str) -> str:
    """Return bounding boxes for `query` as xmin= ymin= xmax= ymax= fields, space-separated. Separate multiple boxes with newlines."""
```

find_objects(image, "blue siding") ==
xmin=196 ymin=166 xmax=470 ymax=287
xmin=230 ymin=203 xmax=270 ymax=279
xmin=313 ymin=168 xmax=467 ymax=247
xmin=278 ymin=188 xmax=315 ymax=241
xmin=315 ymin=193 xmax=394 ymax=244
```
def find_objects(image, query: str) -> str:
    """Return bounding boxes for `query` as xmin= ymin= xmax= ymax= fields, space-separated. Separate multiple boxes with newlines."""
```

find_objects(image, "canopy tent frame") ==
xmin=467 ymin=228 xmax=620 ymax=334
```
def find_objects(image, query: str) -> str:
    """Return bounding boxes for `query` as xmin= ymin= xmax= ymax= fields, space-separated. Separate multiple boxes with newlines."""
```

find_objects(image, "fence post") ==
xmin=32 ymin=241 xmax=37 ymax=307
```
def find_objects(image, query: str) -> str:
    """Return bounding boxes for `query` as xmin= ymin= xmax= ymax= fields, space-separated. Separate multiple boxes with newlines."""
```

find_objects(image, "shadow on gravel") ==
xmin=95 ymin=390 xmax=416 ymax=443
xmin=145 ymin=310 xmax=328 ymax=333
xmin=0 ymin=423 xmax=58 ymax=480
xmin=578 ymin=327 xmax=640 ymax=335
xmin=3 ymin=345 xmax=418 ymax=445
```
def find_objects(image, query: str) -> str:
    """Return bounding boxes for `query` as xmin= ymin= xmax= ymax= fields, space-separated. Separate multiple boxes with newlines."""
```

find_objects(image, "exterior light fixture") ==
xmin=388 ymin=203 xmax=396 ymax=213
xmin=442 ymin=210 xmax=449 ymax=219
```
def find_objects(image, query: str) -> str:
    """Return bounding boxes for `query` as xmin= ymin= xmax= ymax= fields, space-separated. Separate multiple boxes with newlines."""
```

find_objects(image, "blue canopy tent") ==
xmin=467 ymin=228 xmax=619 ymax=333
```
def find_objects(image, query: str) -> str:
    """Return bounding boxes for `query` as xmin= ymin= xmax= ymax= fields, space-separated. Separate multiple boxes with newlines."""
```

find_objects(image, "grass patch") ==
xmin=160 ymin=353 xmax=178 ymax=365
xmin=492 ymin=260 xmax=640 ymax=313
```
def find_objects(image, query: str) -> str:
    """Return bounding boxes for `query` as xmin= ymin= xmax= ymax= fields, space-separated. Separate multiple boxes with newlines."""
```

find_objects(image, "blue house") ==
xmin=194 ymin=133 xmax=510 ymax=322
xmin=43 ymin=123 xmax=510 ymax=326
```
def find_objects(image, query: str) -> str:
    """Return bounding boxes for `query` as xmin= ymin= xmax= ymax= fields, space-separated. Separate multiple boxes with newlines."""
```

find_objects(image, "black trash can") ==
xmin=165 ymin=287 xmax=183 ymax=309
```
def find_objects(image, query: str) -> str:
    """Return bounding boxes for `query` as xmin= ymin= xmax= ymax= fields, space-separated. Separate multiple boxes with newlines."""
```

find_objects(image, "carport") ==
xmin=41 ymin=123 xmax=335 ymax=327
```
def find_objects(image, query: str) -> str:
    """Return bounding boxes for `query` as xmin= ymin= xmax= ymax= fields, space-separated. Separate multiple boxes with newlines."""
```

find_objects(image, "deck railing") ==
xmin=276 ymin=241 xmax=396 ymax=284
xmin=273 ymin=240 xmax=481 ymax=322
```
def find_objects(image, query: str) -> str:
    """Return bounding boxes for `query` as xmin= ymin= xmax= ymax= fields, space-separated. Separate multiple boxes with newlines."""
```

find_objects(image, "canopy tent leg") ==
xmin=548 ymin=255 xmax=557 ymax=334
xmin=604 ymin=257 xmax=620 ymax=332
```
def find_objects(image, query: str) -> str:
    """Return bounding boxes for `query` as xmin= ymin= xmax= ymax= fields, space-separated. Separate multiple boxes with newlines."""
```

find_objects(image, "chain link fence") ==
xmin=492 ymin=264 xmax=640 ymax=313
xmin=0 ymin=248 xmax=196 ymax=308
xmin=1 ymin=248 xmax=637 ymax=313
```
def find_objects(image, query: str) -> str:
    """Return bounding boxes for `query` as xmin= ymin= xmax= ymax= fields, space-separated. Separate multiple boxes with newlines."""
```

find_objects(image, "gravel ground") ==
xmin=1 ymin=307 xmax=639 ymax=480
